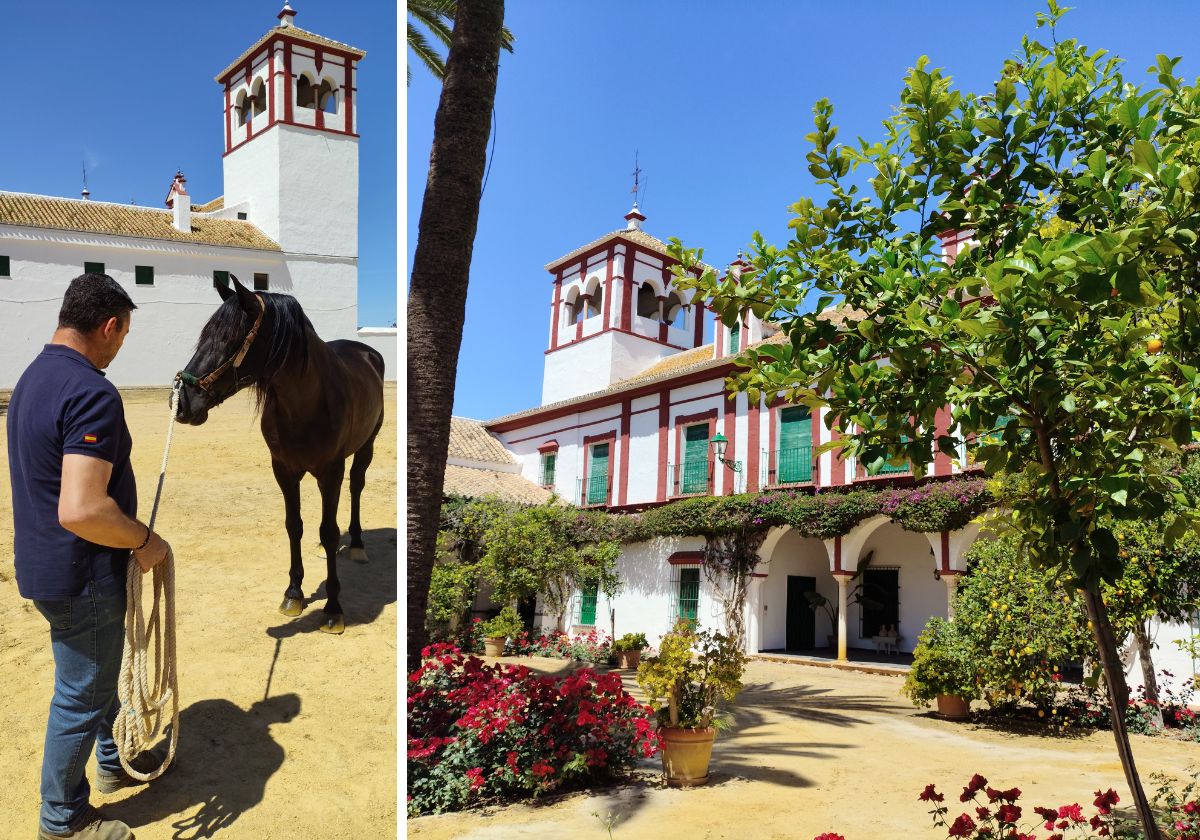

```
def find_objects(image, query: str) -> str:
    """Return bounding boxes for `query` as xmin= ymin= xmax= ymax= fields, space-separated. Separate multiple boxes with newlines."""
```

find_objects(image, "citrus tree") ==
xmin=669 ymin=5 xmax=1200 ymax=834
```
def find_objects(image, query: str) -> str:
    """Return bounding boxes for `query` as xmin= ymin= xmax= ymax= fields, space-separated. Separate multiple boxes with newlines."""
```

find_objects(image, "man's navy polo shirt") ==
xmin=7 ymin=344 xmax=137 ymax=599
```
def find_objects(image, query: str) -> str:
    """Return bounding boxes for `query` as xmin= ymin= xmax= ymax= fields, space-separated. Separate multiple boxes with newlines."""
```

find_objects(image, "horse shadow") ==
xmin=264 ymin=527 xmax=396 ymax=639
xmin=104 ymin=693 xmax=300 ymax=840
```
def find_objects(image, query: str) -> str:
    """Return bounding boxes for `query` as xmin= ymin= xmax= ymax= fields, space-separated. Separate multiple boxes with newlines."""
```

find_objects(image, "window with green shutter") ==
xmin=578 ymin=580 xmax=598 ymax=626
xmin=84 ymin=261 xmax=105 ymax=275
xmin=678 ymin=567 xmax=700 ymax=625
xmin=586 ymin=443 xmax=609 ymax=505
xmin=779 ymin=406 xmax=813 ymax=483
xmin=0 ymin=256 xmax=10 ymax=276
xmin=681 ymin=423 xmax=709 ymax=494
xmin=541 ymin=453 xmax=556 ymax=487
xmin=213 ymin=270 xmax=230 ymax=290
xmin=729 ymin=321 xmax=740 ymax=354
xmin=135 ymin=266 xmax=154 ymax=286
xmin=253 ymin=272 xmax=269 ymax=291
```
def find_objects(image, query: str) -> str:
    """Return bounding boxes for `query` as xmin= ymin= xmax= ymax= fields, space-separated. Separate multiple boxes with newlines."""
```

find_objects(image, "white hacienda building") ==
xmin=462 ymin=203 xmax=1198 ymax=695
xmin=0 ymin=4 xmax=395 ymax=388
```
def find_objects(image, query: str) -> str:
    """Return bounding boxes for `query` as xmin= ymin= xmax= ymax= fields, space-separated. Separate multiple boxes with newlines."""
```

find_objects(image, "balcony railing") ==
xmin=760 ymin=445 xmax=816 ymax=488
xmin=668 ymin=460 xmax=713 ymax=497
xmin=576 ymin=474 xmax=611 ymax=507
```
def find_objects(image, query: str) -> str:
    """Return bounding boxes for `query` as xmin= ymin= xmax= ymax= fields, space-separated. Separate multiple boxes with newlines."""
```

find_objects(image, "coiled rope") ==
xmin=114 ymin=381 xmax=181 ymax=780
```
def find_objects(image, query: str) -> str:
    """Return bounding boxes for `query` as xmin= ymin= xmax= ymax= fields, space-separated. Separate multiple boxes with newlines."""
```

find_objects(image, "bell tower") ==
xmin=217 ymin=3 xmax=364 ymax=258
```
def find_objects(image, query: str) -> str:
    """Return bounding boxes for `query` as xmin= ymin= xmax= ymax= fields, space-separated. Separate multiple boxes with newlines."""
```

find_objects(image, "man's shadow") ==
xmin=105 ymin=693 xmax=299 ymax=840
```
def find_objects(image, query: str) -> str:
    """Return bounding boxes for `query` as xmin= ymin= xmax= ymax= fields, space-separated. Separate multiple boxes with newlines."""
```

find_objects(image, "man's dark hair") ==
xmin=58 ymin=273 xmax=137 ymax=333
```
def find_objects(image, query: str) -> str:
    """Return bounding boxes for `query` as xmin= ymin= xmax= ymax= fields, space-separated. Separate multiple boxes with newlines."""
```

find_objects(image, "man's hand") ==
xmin=132 ymin=531 xmax=171 ymax=573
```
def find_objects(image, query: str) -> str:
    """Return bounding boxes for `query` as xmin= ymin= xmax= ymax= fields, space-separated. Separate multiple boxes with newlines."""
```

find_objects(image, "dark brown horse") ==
xmin=175 ymin=275 xmax=384 ymax=634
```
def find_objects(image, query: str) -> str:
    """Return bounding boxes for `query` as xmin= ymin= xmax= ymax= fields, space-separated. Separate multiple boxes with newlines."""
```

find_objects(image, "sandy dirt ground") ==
xmin=409 ymin=655 xmax=1198 ymax=840
xmin=1 ymin=385 xmax=397 ymax=839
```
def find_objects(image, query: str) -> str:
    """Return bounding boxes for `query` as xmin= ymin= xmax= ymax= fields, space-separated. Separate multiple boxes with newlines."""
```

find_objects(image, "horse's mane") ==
xmin=198 ymin=292 xmax=313 ymax=405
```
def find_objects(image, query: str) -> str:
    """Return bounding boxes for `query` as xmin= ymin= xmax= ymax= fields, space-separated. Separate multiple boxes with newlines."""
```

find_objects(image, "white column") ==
xmin=836 ymin=575 xmax=849 ymax=662
xmin=944 ymin=574 xmax=960 ymax=622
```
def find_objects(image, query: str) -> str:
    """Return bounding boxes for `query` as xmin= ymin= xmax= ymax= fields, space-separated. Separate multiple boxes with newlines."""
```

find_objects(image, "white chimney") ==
xmin=624 ymin=202 xmax=646 ymax=231
xmin=165 ymin=170 xmax=191 ymax=232
xmin=278 ymin=1 xmax=297 ymax=28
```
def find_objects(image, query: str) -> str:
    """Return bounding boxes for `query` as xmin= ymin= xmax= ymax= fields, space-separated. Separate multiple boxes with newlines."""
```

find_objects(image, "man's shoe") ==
xmin=95 ymin=744 xmax=173 ymax=795
xmin=36 ymin=805 xmax=132 ymax=840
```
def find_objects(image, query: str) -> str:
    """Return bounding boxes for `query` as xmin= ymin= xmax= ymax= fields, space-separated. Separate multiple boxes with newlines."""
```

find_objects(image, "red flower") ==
xmin=1093 ymin=788 xmax=1119 ymax=815
xmin=919 ymin=784 xmax=945 ymax=802
xmin=948 ymin=814 xmax=977 ymax=837
xmin=975 ymin=806 xmax=991 ymax=820
xmin=812 ymin=835 xmax=846 ymax=840
xmin=1034 ymin=806 xmax=1059 ymax=829
xmin=531 ymin=760 xmax=555 ymax=778
xmin=961 ymin=773 xmax=988 ymax=801
xmin=996 ymin=803 xmax=1022 ymax=824
xmin=465 ymin=767 xmax=485 ymax=791
xmin=1057 ymin=803 xmax=1084 ymax=823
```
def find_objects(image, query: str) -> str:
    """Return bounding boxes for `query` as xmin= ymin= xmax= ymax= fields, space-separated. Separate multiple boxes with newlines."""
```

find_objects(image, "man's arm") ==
xmin=59 ymin=454 xmax=169 ymax=572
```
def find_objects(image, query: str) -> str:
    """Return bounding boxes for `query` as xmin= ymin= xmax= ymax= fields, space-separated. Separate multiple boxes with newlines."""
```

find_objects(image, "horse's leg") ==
xmin=347 ymin=425 xmax=379 ymax=564
xmin=316 ymin=460 xmax=347 ymax=635
xmin=273 ymin=459 xmax=306 ymax=617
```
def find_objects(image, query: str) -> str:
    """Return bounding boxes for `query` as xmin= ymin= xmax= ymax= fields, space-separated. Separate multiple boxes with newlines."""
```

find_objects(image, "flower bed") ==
xmin=407 ymin=643 xmax=658 ymax=816
xmin=508 ymin=628 xmax=614 ymax=664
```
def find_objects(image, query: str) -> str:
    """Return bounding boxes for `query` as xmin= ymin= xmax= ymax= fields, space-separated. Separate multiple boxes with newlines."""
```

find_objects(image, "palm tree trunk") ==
xmin=407 ymin=0 xmax=504 ymax=672
xmin=1081 ymin=588 xmax=1162 ymax=839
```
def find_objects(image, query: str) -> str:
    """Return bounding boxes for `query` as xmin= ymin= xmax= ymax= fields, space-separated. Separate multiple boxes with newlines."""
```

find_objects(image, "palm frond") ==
xmin=419 ymin=9 xmax=455 ymax=50
xmin=407 ymin=21 xmax=445 ymax=82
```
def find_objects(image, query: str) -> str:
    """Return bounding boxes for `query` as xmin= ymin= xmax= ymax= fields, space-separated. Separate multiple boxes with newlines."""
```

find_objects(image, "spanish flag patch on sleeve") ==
xmin=82 ymin=434 xmax=98 ymax=443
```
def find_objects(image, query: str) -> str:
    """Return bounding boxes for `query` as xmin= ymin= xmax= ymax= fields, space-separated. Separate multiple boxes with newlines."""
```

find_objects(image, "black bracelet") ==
xmin=134 ymin=525 xmax=152 ymax=552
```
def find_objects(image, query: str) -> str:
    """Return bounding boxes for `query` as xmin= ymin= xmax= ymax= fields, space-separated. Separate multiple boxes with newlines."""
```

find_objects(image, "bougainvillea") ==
xmin=407 ymin=644 xmax=659 ymax=816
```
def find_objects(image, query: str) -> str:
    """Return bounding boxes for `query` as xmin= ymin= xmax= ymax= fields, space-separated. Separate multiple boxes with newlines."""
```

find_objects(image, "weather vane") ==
xmin=631 ymin=152 xmax=642 ymax=203
xmin=81 ymin=160 xmax=90 ymax=200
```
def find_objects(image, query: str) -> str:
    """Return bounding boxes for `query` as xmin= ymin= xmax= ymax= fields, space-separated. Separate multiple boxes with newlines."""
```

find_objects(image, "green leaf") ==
xmin=1133 ymin=138 xmax=1159 ymax=173
xmin=1087 ymin=148 xmax=1106 ymax=178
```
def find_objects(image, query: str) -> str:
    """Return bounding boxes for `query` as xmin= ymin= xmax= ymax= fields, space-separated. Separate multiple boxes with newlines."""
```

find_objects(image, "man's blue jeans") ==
xmin=33 ymin=582 xmax=126 ymax=833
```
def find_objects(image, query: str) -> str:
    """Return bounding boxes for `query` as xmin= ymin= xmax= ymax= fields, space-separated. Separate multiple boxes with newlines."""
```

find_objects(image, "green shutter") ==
xmin=682 ymin=424 xmax=709 ymax=494
xmin=579 ymin=580 xmax=598 ymax=626
xmin=0 ymin=256 xmax=10 ymax=276
xmin=542 ymin=453 xmax=556 ymax=487
xmin=213 ymin=270 xmax=230 ymax=289
xmin=729 ymin=322 xmax=740 ymax=353
xmin=135 ymin=265 xmax=154 ymax=286
xmin=779 ymin=407 xmax=813 ymax=483
xmin=587 ymin=443 xmax=609 ymax=504
xmin=678 ymin=567 xmax=700 ymax=624
xmin=84 ymin=262 xmax=105 ymax=275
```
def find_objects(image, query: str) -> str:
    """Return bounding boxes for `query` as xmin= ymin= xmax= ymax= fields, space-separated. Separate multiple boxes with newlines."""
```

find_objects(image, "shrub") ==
xmin=637 ymin=619 xmax=745 ymax=729
xmin=508 ymin=628 xmax=612 ymax=663
xmin=903 ymin=618 xmax=980 ymax=707
xmin=407 ymin=644 xmax=659 ymax=816
xmin=612 ymin=632 xmax=649 ymax=653
xmin=480 ymin=606 xmax=524 ymax=640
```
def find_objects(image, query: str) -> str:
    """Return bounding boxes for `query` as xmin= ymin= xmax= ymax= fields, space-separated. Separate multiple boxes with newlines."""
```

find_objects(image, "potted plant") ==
xmin=902 ymin=617 xmax=980 ymax=720
xmin=611 ymin=632 xmax=649 ymax=669
xmin=636 ymin=619 xmax=746 ymax=786
xmin=803 ymin=591 xmax=838 ymax=649
xmin=480 ymin=606 xmax=524 ymax=657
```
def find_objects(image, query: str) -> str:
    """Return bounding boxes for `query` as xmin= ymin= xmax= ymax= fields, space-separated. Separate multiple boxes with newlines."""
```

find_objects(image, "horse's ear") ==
xmin=228 ymin=273 xmax=259 ymax=313
xmin=216 ymin=281 xmax=235 ymax=302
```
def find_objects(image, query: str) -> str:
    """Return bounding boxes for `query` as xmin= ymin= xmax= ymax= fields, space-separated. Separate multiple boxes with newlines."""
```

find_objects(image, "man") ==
xmin=8 ymin=274 xmax=171 ymax=840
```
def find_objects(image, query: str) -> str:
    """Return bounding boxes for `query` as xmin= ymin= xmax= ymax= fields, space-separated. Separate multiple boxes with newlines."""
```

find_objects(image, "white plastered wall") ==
xmin=846 ymin=520 xmax=944 ymax=653
xmin=758 ymin=528 xmax=839 ymax=651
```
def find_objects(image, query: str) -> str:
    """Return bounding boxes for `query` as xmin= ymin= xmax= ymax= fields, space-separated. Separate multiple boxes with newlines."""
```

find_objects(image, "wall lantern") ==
xmin=709 ymin=433 xmax=742 ymax=472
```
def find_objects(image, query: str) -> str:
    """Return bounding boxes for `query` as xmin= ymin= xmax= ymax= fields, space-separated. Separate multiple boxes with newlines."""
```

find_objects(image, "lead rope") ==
xmin=114 ymin=381 xmax=181 ymax=780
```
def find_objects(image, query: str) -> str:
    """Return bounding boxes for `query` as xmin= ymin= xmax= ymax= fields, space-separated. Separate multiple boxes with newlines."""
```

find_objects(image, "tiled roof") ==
xmin=217 ymin=25 xmax=365 ymax=82
xmin=545 ymin=228 xmax=713 ymax=272
xmin=0 ymin=192 xmax=281 ymax=251
xmin=448 ymin=416 xmax=515 ymax=464
xmin=443 ymin=464 xmax=554 ymax=505
xmin=192 ymin=196 xmax=224 ymax=213
xmin=487 ymin=331 xmax=789 ymax=427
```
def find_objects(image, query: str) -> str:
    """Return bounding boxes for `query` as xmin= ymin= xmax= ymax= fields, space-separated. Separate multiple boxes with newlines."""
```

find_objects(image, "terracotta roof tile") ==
xmin=217 ymin=26 xmax=365 ymax=82
xmin=443 ymin=465 xmax=554 ymax=504
xmin=191 ymin=196 xmax=224 ymax=213
xmin=448 ymin=416 xmax=516 ymax=464
xmin=0 ymin=192 xmax=280 ymax=251
xmin=545 ymin=228 xmax=714 ymax=273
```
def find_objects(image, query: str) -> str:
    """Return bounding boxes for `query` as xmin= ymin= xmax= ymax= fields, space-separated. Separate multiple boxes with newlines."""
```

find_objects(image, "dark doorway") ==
xmin=860 ymin=568 xmax=900 ymax=638
xmin=517 ymin=597 xmax=536 ymax=632
xmin=786 ymin=575 xmax=816 ymax=650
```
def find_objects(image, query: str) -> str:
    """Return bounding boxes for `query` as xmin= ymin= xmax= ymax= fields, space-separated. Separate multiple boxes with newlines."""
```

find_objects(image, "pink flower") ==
xmin=465 ymin=767 xmax=485 ymax=791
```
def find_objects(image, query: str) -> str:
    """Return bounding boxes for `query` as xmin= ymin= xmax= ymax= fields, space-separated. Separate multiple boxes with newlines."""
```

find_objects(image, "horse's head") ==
xmin=175 ymin=274 xmax=270 ymax=425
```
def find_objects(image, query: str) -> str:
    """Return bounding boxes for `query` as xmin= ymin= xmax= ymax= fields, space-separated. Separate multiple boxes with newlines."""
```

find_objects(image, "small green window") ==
xmin=84 ymin=261 xmax=105 ymax=275
xmin=0 ymin=256 xmax=10 ymax=276
xmin=579 ymin=580 xmax=598 ymax=627
xmin=678 ymin=567 xmax=700 ymax=624
xmin=729 ymin=321 xmax=741 ymax=354
xmin=681 ymin=424 xmax=709 ymax=494
xmin=541 ymin=453 xmax=556 ymax=487
xmin=253 ymin=273 xmax=269 ymax=292
xmin=585 ymin=442 xmax=610 ymax=505
xmin=213 ymin=270 xmax=230 ymax=290
xmin=135 ymin=266 xmax=154 ymax=286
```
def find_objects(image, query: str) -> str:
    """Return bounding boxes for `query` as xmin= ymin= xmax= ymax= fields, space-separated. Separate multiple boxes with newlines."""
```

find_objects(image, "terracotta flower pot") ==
xmin=483 ymin=637 xmax=506 ymax=657
xmin=616 ymin=649 xmax=641 ymax=669
xmin=658 ymin=726 xmax=716 ymax=787
xmin=936 ymin=693 xmax=971 ymax=720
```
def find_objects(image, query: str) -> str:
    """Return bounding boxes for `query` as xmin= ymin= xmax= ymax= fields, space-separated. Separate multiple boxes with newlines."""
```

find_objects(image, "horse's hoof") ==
xmin=320 ymin=614 xmax=345 ymax=635
xmin=279 ymin=597 xmax=304 ymax=617
xmin=349 ymin=547 xmax=368 ymax=564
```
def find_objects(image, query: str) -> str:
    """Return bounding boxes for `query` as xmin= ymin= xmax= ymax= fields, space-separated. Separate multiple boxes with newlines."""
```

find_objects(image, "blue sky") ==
xmin=407 ymin=1 xmax=1200 ymax=421
xmin=4 ymin=1 xmax=396 ymax=328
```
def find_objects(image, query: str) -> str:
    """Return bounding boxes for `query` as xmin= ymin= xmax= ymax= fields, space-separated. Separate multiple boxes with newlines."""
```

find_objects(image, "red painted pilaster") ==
xmin=618 ymin=399 xmax=632 ymax=505
xmin=621 ymin=247 xmax=635 ymax=332
xmin=747 ymin=396 xmax=761 ymax=492
xmin=344 ymin=60 xmax=354 ymax=134
xmin=934 ymin=406 xmax=953 ymax=475
xmin=829 ymin=419 xmax=845 ymax=487
xmin=224 ymin=82 xmax=232 ymax=153
xmin=693 ymin=299 xmax=705 ymax=347
xmin=656 ymin=392 xmax=670 ymax=501
xmin=550 ymin=274 xmax=562 ymax=350
xmin=268 ymin=48 xmax=276 ymax=126
xmin=602 ymin=248 xmax=614 ymax=330
xmin=283 ymin=42 xmax=294 ymax=122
